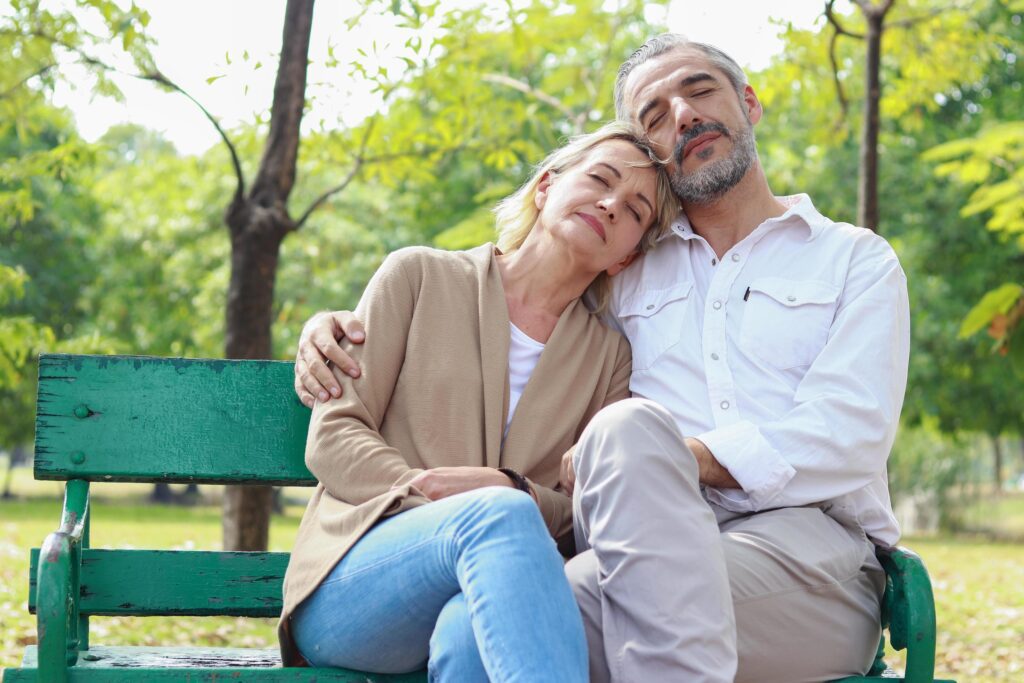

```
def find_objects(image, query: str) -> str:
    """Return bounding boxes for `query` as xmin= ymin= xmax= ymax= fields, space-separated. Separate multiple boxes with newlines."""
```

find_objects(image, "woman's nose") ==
xmin=597 ymin=197 xmax=617 ymax=221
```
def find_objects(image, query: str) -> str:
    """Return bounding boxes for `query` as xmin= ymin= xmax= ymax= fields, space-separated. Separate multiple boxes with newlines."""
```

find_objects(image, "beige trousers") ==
xmin=566 ymin=398 xmax=886 ymax=683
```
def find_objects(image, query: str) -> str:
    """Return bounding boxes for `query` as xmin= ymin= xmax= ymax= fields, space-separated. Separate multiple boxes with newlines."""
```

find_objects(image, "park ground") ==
xmin=1 ymin=466 xmax=1022 ymax=681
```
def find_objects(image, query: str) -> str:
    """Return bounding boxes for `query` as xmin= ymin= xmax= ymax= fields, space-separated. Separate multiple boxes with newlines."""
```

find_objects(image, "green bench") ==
xmin=4 ymin=354 xmax=951 ymax=682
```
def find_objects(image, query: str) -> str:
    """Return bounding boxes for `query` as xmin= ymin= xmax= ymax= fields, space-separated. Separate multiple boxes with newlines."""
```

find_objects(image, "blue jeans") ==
xmin=291 ymin=487 xmax=587 ymax=682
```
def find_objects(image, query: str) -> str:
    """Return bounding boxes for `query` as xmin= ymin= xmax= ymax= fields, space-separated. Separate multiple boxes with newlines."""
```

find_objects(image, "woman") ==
xmin=279 ymin=122 xmax=677 ymax=681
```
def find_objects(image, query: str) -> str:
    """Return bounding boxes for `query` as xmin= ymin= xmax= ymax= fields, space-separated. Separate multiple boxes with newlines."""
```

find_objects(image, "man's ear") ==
xmin=535 ymin=172 xmax=552 ymax=210
xmin=606 ymin=250 xmax=640 ymax=277
xmin=743 ymin=84 xmax=763 ymax=125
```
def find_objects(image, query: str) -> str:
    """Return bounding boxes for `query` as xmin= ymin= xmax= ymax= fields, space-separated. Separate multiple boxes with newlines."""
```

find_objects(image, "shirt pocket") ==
xmin=739 ymin=277 xmax=840 ymax=370
xmin=618 ymin=281 xmax=695 ymax=371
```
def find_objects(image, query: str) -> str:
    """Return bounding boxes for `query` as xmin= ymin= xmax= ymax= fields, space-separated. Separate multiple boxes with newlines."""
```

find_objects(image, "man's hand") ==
xmin=684 ymin=437 xmax=740 ymax=489
xmin=405 ymin=467 xmax=516 ymax=501
xmin=295 ymin=311 xmax=366 ymax=408
xmin=559 ymin=446 xmax=576 ymax=496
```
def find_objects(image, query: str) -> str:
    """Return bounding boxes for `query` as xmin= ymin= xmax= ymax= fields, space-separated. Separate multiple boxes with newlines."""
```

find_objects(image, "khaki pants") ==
xmin=566 ymin=398 xmax=885 ymax=683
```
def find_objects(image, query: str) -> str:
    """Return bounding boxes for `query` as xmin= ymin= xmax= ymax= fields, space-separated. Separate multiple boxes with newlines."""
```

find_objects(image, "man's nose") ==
xmin=672 ymin=97 xmax=701 ymax=135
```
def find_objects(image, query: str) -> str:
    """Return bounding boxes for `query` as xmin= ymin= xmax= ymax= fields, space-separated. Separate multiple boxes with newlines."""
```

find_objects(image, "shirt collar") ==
xmin=659 ymin=193 xmax=828 ymax=244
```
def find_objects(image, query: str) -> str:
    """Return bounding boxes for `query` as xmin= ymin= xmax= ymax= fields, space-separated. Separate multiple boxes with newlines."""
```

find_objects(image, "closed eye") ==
xmin=627 ymin=203 xmax=641 ymax=222
xmin=588 ymin=173 xmax=610 ymax=187
xmin=647 ymin=113 xmax=665 ymax=130
xmin=693 ymin=89 xmax=713 ymax=97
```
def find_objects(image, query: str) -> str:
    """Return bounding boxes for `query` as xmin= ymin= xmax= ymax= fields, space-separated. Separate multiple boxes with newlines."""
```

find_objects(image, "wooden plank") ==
xmin=30 ymin=549 xmax=289 ymax=617
xmin=9 ymin=646 xmax=428 ymax=682
xmin=34 ymin=354 xmax=315 ymax=485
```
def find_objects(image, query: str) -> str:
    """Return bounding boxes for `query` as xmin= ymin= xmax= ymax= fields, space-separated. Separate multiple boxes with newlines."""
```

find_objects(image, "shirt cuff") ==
xmin=696 ymin=420 xmax=796 ymax=511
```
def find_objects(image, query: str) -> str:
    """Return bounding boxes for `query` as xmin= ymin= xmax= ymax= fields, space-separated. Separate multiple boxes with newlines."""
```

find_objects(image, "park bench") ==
xmin=5 ymin=353 xmax=952 ymax=682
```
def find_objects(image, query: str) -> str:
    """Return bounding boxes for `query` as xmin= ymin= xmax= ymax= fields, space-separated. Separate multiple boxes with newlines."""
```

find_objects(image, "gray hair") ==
xmin=614 ymin=34 xmax=749 ymax=122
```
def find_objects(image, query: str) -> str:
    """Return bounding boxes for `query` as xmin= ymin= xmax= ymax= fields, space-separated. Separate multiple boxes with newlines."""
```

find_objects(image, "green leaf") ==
xmin=960 ymin=283 xmax=1024 ymax=338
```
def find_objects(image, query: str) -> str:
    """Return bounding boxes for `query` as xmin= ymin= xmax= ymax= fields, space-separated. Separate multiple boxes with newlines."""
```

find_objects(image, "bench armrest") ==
xmin=878 ymin=546 xmax=937 ymax=683
xmin=36 ymin=479 xmax=90 ymax=682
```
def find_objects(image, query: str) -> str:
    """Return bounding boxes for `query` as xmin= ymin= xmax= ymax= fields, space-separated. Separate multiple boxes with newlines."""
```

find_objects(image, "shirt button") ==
xmin=720 ymin=400 xmax=730 ymax=410
xmin=711 ymin=258 xmax=717 ymax=266
xmin=787 ymin=295 xmax=797 ymax=302
xmin=646 ymin=304 xmax=655 ymax=310
xmin=731 ymin=253 xmax=740 ymax=262
xmin=710 ymin=352 xmax=719 ymax=360
xmin=712 ymin=300 xmax=722 ymax=310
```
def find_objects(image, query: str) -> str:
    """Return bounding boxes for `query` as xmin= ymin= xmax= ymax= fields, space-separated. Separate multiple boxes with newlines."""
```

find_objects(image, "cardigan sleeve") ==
xmin=304 ymin=251 xmax=426 ymax=504
xmin=529 ymin=333 xmax=634 ymax=538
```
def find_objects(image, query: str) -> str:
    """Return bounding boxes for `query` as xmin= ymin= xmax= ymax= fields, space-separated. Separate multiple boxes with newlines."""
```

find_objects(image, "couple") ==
xmin=279 ymin=34 xmax=910 ymax=683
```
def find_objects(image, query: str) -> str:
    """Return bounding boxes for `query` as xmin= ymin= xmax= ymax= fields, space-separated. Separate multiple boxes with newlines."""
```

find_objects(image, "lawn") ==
xmin=1 ymin=473 xmax=1022 ymax=680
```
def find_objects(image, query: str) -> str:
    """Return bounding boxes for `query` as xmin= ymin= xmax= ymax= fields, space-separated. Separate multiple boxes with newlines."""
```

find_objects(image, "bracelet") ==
xmin=498 ymin=467 xmax=532 ymax=495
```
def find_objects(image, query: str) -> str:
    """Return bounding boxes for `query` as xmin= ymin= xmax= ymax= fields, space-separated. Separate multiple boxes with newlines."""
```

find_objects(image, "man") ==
xmin=293 ymin=34 xmax=909 ymax=682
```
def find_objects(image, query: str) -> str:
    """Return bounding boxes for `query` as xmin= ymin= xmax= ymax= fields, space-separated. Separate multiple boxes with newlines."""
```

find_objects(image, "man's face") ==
xmin=623 ymin=48 xmax=761 ymax=205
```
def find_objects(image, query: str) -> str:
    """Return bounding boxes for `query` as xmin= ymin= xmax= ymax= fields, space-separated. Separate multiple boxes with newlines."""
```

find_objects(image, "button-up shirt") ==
xmin=608 ymin=194 xmax=908 ymax=546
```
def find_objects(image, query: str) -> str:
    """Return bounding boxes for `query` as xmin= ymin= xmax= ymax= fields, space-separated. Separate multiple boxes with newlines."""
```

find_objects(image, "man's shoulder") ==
xmin=814 ymin=219 xmax=903 ymax=271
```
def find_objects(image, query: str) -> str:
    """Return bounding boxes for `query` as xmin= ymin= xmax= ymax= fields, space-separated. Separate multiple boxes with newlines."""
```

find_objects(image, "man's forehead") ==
xmin=624 ymin=49 xmax=721 ymax=113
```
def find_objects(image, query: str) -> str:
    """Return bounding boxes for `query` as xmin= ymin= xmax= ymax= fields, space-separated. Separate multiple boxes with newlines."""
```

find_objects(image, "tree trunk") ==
xmin=992 ymin=434 xmax=1004 ymax=495
xmin=221 ymin=0 xmax=314 ymax=552
xmin=857 ymin=10 xmax=884 ymax=233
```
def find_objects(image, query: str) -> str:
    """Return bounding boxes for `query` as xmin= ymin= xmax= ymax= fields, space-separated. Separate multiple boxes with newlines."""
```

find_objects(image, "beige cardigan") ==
xmin=278 ymin=244 xmax=632 ymax=665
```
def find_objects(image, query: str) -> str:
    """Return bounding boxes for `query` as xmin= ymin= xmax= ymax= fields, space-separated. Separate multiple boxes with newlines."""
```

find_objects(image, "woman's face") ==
xmin=535 ymin=140 xmax=659 ymax=276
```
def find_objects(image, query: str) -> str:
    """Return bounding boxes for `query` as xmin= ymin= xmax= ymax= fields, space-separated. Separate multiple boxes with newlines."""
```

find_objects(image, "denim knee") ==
xmin=450 ymin=487 xmax=550 ymax=547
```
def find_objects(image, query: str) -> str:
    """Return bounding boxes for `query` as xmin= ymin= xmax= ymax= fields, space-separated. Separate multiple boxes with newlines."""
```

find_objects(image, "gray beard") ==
xmin=671 ymin=124 xmax=757 ymax=205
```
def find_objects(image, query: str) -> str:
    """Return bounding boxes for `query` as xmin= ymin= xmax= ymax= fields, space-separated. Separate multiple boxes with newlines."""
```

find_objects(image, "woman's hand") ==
xmin=406 ymin=467 xmax=515 ymax=501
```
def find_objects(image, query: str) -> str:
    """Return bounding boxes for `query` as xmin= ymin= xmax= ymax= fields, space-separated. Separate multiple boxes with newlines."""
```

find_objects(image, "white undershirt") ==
xmin=506 ymin=322 xmax=545 ymax=435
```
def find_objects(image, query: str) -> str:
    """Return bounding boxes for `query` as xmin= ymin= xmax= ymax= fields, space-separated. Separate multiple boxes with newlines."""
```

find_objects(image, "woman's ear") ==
xmin=535 ymin=172 xmax=552 ymax=210
xmin=606 ymin=250 xmax=640 ymax=277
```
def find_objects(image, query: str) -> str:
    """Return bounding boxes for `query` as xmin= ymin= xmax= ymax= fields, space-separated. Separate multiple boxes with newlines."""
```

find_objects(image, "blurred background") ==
xmin=1 ymin=0 xmax=1022 ymax=679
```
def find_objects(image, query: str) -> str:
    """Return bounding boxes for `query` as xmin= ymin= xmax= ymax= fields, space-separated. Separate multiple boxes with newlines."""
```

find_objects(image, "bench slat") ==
xmin=30 ymin=549 xmax=288 ymax=616
xmin=34 ymin=354 xmax=315 ymax=485
xmin=10 ymin=645 xmax=427 ymax=682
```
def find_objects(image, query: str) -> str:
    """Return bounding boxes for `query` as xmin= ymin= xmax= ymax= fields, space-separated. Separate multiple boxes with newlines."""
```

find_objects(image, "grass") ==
xmin=1 ymin=463 xmax=1022 ymax=681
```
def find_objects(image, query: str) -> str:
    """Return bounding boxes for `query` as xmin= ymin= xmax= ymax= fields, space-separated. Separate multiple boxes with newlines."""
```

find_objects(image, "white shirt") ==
xmin=608 ymin=194 xmax=909 ymax=546
xmin=506 ymin=322 xmax=545 ymax=434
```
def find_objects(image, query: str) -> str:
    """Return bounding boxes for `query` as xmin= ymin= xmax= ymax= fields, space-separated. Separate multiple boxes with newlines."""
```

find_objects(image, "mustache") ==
xmin=673 ymin=122 xmax=732 ymax=166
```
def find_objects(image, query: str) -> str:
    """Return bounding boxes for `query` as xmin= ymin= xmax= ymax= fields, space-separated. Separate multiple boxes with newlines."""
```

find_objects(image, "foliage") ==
xmin=887 ymin=422 xmax=982 ymax=530
xmin=924 ymin=121 xmax=1024 ymax=370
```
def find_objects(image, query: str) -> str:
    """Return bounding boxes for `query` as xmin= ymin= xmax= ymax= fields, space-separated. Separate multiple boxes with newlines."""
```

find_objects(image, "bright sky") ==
xmin=48 ymin=0 xmax=827 ymax=156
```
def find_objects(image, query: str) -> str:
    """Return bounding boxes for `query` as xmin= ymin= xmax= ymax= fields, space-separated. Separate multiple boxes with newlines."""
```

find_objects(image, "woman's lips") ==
xmin=577 ymin=212 xmax=606 ymax=241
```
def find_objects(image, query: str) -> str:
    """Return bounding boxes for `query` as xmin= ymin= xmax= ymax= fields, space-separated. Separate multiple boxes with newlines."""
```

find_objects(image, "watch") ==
xmin=498 ymin=467 xmax=532 ymax=495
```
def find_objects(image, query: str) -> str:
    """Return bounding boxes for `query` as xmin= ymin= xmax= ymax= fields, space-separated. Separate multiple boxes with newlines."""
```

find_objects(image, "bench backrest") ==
xmin=30 ymin=354 xmax=315 ymax=620
xmin=35 ymin=354 xmax=314 ymax=485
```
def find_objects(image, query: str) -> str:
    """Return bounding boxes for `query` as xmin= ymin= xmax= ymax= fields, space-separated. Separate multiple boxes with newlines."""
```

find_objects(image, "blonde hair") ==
xmin=493 ymin=121 xmax=678 ymax=314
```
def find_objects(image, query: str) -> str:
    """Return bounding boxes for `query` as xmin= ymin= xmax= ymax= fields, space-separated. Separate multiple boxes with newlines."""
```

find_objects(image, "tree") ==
xmin=821 ymin=0 xmax=1000 ymax=232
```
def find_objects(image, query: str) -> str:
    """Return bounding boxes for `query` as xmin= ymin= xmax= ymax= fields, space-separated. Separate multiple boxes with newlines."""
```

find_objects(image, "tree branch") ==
xmin=0 ymin=63 xmax=57 ymax=99
xmin=824 ymin=0 xmax=865 ymax=39
xmin=293 ymin=137 xmax=484 ymax=231
xmin=481 ymin=73 xmax=578 ymax=123
xmin=17 ymin=28 xmax=246 ymax=201
xmin=851 ymin=0 xmax=896 ymax=19
xmin=827 ymin=29 xmax=850 ymax=129
xmin=293 ymin=116 xmax=378 ymax=231
xmin=141 ymin=70 xmax=246 ymax=202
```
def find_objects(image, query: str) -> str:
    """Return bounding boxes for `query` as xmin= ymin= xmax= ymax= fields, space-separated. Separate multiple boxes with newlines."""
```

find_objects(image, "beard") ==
xmin=670 ymin=121 xmax=757 ymax=205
